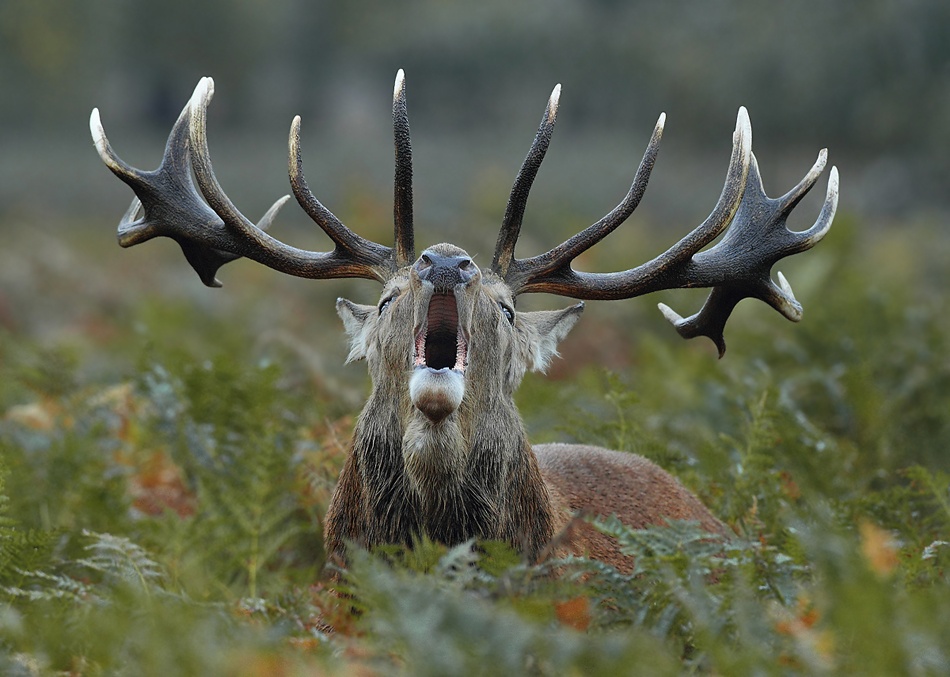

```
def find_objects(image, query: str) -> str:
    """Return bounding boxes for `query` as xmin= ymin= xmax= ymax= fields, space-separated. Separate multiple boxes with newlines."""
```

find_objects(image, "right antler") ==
xmin=492 ymin=89 xmax=838 ymax=356
xmin=91 ymin=73 xmax=416 ymax=287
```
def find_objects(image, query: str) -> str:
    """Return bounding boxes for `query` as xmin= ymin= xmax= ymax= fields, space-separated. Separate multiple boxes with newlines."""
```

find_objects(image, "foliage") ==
xmin=1 ymin=222 xmax=949 ymax=674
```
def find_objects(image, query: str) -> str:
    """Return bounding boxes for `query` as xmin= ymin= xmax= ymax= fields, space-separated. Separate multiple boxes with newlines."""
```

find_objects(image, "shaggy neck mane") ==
xmin=330 ymin=383 xmax=557 ymax=561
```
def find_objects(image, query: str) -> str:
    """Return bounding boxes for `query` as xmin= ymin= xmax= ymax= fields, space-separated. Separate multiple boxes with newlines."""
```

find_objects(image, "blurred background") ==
xmin=0 ymin=0 xmax=948 ymax=397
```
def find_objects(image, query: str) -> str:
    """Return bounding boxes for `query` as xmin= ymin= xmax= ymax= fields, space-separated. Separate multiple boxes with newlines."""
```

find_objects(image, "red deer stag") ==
xmin=90 ymin=71 xmax=838 ymax=571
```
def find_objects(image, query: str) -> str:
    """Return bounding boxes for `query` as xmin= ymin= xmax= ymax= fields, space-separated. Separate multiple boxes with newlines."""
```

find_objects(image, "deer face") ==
xmin=337 ymin=242 xmax=584 ymax=426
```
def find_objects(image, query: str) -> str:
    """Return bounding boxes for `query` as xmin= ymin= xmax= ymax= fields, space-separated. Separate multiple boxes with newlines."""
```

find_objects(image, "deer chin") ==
xmin=409 ymin=292 xmax=468 ymax=423
xmin=409 ymin=367 xmax=464 ymax=423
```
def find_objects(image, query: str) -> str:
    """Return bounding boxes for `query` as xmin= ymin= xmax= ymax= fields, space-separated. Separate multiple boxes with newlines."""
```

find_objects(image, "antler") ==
xmin=91 ymin=73 xmax=417 ymax=286
xmin=392 ymin=69 xmax=415 ymax=267
xmin=494 ymin=92 xmax=839 ymax=356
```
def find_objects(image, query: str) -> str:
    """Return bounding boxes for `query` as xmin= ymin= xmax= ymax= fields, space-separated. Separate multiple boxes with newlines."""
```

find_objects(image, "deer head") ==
xmin=91 ymin=71 xmax=838 ymax=562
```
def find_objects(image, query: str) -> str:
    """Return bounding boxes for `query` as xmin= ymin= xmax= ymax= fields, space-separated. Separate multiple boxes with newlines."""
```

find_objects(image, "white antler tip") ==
xmin=736 ymin=106 xmax=751 ymax=137
xmin=656 ymin=111 xmax=666 ymax=131
xmin=191 ymin=77 xmax=214 ymax=108
xmin=394 ymin=69 xmax=406 ymax=100
xmin=657 ymin=302 xmax=684 ymax=326
xmin=548 ymin=84 xmax=561 ymax=121
xmin=89 ymin=108 xmax=115 ymax=166
xmin=803 ymin=148 xmax=829 ymax=182
xmin=258 ymin=195 xmax=291 ymax=232
xmin=777 ymin=271 xmax=795 ymax=297
xmin=89 ymin=108 xmax=104 ymax=145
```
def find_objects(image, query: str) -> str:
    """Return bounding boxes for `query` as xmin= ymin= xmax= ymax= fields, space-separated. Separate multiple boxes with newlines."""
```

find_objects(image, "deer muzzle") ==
xmin=408 ymin=249 xmax=480 ymax=423
xmin=409 ymin=291 xmax=469 ymax=423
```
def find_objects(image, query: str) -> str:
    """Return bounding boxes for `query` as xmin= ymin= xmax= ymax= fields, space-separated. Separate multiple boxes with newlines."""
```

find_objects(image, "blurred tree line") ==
xmin=0 ymin=0 xmax=947 ymax=223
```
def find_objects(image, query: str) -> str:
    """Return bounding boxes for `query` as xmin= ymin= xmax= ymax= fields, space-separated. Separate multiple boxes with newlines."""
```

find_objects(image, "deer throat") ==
xmin=409 ymin=292 xmax=468 ymax=423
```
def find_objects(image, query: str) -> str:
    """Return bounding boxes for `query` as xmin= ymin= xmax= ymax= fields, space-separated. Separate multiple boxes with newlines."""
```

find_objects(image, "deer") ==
xmin=90 ymin=71 xmax=838 ymax=573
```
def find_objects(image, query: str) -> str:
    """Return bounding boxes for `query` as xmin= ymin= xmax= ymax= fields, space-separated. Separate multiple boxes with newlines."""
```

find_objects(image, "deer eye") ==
xmin=499 ymin=302 xmax=515 ymax=325
xmin=379 ymin=295 xmax=398 ymax=314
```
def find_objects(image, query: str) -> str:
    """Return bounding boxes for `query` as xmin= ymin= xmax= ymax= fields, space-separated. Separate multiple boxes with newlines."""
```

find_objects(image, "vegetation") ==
xmin=0 ymin=212 xmax=948 ymax=675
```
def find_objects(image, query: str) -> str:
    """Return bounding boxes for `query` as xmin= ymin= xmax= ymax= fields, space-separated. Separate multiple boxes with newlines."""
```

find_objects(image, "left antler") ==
xmin=493 ymin=92 xmax=838 ymax=356
xmin=91 ymin=73 xmax=416 ymax=286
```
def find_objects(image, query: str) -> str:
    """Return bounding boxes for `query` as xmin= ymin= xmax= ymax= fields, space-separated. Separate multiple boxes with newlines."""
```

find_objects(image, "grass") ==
xmin=0 ymin=212 xmax=948 ymax=674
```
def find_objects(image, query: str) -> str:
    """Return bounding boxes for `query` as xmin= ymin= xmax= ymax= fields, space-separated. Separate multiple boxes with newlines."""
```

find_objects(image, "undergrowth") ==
xmin=1 ymin=224 xmax=949 ymax=674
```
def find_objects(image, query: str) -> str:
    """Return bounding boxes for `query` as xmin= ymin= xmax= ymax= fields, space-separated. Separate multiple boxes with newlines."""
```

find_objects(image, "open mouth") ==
xmin=414 ymin=293 xmax=467 ymax=372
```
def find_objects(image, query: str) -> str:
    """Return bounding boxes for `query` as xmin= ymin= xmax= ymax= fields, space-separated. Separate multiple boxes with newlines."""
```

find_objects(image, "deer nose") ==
xmin=413 ymin=251 xmax=478 ymax=291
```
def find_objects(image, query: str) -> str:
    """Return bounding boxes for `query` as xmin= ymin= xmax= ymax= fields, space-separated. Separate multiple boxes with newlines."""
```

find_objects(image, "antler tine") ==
xmin=190 ymin=77 xmax=394 ymax=283
xmin=658 ymin=152 xmax=839 ymax=356
xmin=287 ymin=115 xmax=391 ymax=270
xmin=782 ymin=161 xmax=839 ymax=255
xmin=660 ymin=107 xmax=753 ymax=263
xmin=778 ymin=148 xmax=827 ymax=212
xmin=188 ymin=78 xmax=281 ymax=247
xmin=91 ymin=104 xmax=187 ymax=248
xmin=115 ymin=197 xmax=150 ymax=247
xmin=508 ymin=107 xmax=752 ymax=299
xmin=92 ymin=95 xmax=252 ymax=286
xmin=392 ymin=69 xmax=415 ymax=266
xmin=491 ymin=84 xmax=561 ymax=277
xmin=502 ymin=111 xmax=666 ymax=292
xmin=90 ymin=107 xmax=149 ymax=191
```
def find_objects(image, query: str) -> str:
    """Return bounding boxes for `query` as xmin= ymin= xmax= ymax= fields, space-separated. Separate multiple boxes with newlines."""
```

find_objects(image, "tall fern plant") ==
xmin=0 ymin=459 xmax=58 ymax=597
xmin=134 ymin=357 xmax=321 ymax=600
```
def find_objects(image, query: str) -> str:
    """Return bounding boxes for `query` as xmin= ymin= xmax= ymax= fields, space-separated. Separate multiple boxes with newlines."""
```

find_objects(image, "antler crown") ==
xmin=92 ymin=70 xmax=838 ymax=354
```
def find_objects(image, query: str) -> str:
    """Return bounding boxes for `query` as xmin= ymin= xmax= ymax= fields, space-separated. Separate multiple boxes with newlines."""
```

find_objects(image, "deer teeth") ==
xmin=414 ymin=330 xmax=427 ymax=368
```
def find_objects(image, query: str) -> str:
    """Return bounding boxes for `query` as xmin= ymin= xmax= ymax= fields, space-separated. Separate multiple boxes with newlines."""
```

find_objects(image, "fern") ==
xmin=3 ymin=222 xmax=950 ymax=673
xmin=0 ymin=458 xmax=59 ymax=596
xmin=341 ymin=544 xmax=681 ymax=676
xmin=74 ymin=530 xmax=165 ymax=595
xmin=132 ymin=358 xmax=319 ymax=599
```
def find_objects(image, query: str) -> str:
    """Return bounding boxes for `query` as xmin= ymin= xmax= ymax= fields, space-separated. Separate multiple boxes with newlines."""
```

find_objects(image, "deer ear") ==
xmin=519 ymin=302 xmax=584 ymax=372
xmin=336 ymin=298 xmax=376 ymax=362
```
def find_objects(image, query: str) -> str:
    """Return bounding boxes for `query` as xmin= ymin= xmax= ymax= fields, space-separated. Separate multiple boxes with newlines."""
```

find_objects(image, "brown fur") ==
xmin=535 ymin=444 xmax=726 ymax=572
xmin=323 ymin=242 xmax=726 ymax=571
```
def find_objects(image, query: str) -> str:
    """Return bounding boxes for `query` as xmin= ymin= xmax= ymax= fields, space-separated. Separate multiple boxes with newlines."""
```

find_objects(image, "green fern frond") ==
xmin=74 ymin=530 xmax=165 ymax=594
xmin=2 ymin=568 xmax=93 ymax=603
xmin=0 ymin=458 xmax=59 ymax=592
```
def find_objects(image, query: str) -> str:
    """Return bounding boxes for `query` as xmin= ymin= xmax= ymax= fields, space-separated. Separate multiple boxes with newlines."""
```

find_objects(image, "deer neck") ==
xmin=351 ymin=380 xmax=556 ymax=556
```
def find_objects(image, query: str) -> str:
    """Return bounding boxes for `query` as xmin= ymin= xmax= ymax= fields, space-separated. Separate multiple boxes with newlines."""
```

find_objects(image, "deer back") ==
xmin=535 ymin=443 xmax=727 ymax=571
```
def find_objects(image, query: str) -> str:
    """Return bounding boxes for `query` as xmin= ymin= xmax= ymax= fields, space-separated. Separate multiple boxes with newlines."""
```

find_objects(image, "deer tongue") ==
xmin=415 ymin=293 xmax=467 ymax=372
